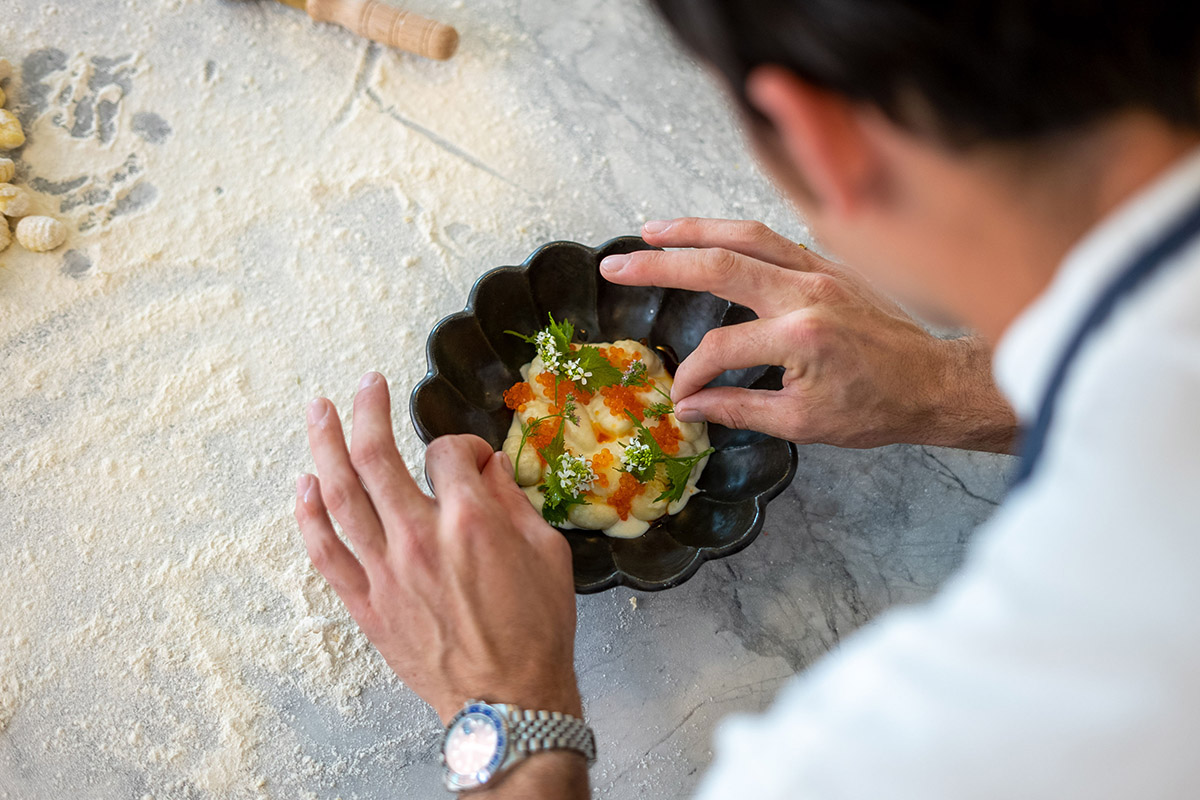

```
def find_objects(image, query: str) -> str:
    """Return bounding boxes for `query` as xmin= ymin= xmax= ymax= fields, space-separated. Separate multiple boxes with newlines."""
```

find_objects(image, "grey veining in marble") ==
xmin=0 ymin=0 xmax=1015 ymax=796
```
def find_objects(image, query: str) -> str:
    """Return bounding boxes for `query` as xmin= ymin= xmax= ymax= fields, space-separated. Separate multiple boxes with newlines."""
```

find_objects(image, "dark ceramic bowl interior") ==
xmin=410 ymin=236 xmax=798 ymax=593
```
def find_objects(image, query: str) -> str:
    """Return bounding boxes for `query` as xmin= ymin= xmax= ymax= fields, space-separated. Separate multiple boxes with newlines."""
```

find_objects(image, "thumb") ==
xmin=675 ymin=387 xmax=787 ymax=439
xmin=482 ymin=450 xmax=547 ymax=528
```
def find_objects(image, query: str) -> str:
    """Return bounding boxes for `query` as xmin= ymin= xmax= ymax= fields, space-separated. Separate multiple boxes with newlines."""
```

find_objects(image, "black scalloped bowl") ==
xmin=410 ymin=236 xmax=798 ymax=593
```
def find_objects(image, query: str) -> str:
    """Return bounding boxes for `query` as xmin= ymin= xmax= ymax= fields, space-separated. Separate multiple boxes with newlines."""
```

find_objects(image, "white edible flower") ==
xmin=620 ymin=438 xmax=655 ymax=473
xmin=563 ymin=359 xmax=591 ymax=385
xmin=535 ymin=330 xmax=564 ymax=372
xmin=556 ymin=453 xmax=596 ymax=495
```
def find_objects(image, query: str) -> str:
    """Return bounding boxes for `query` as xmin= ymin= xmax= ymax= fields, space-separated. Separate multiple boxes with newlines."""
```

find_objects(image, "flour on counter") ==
xmin=0 ymin=5 xmax=559 ymax=796
xmin=0 ymin=0 xmax=797 ymax=796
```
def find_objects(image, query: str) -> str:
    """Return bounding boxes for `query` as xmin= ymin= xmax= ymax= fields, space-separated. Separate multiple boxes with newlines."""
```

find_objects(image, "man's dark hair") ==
xmin=650 ymin=0 xmax=1200 ymax=148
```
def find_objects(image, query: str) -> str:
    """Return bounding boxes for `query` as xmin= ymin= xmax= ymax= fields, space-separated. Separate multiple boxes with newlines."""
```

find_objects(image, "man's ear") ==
xmin=746 ymin=66 xmax=877 ymax=217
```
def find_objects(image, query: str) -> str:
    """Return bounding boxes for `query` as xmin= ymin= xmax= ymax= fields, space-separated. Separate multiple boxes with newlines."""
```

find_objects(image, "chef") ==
xmin=294 ymin=0 xmax=1200 ymax=796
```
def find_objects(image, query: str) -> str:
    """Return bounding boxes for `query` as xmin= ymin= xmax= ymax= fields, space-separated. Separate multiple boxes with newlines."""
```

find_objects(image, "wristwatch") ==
xmin=440 ymin=700 xmax=597 ymax=793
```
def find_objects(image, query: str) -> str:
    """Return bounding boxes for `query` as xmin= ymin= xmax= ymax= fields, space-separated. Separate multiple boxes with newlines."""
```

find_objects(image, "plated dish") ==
xmin=501 ymin=315 xmax=712 ymax=538
xmin=410 ymin=236 xmax=798 ymax=593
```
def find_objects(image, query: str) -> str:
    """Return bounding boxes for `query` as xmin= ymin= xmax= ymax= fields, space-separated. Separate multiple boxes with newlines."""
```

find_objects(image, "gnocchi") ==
xmin=0 ymin=158 xmax=13 ymax=183
xmin=0 ymin=183 xmax=29 ymax=217
xmin=0 ymin=216 xmax=10 ymax=253
xmin=0 ymin=109 xmax=23 ymax=150
xmin=502 ymin=318 xmax=712 ymax=539
xmin=15 ymin=215 xmax=67 ymax=252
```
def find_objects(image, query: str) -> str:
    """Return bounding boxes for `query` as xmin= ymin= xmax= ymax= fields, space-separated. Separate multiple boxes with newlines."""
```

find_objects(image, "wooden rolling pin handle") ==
xmin=307 ymin=0 xmax=459 ymax=60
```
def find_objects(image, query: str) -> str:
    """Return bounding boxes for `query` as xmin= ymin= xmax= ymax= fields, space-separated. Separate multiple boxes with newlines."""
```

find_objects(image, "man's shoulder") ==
xmin=1024 ymin=244 xmax=1200 ymax=523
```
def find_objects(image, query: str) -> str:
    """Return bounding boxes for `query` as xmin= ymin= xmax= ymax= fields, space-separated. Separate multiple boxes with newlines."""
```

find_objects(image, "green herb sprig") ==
xmin=512 ymin=394 xmax=578 ymax=481
xmin=620 ymin=411 xmax=714 ymax=504
xmin=507 ymin=315 xmax=627 ymax=391
xmin=536 ymin=419 xmax=593 ymax=524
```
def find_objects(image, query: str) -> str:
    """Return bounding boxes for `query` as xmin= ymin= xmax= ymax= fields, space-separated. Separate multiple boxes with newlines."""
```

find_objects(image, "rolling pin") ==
xmin=274 ymin=0 xmax=459 ymax=60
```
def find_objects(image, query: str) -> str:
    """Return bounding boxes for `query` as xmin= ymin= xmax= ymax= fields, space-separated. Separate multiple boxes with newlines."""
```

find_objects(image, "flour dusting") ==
xmin=0 ymin=0 xmax=797 ymax=796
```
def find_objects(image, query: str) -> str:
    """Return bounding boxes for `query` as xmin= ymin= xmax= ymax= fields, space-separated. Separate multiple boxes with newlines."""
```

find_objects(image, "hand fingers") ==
xmin=641 ymin=217 xmax=833 ymax=274
xmin=600 ymin=246 xmax=800 ymax=317
xmin=673 ymin=386 xmax=796 ymax=440
xmin=306 ymin=397 xmax=388 ymax=558
xmin=425 ymin=434 xmax=495 ymax=500
xmin=350 ymin=372 xmax=431 ymax=525
xmin=671 ymin=314 xmax=807 ymax=402
xmin=480 ymin=452 xmax=574 ymax=580
xmin=481 ymin=451 xmax=555 ymax=541
xmin=294 ymin=474 xmax=370 ymax=608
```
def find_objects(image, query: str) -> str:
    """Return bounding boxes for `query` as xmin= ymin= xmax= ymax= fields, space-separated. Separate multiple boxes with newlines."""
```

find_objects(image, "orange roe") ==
xmin=503 ymin=381 xmax=534 ymax=412
xmin=600 ymin=384 xmax=646 ymax=421
xmin=534 ymin=371 xmax=593 ymax=406
xmin=601 ymin=346 xmax=641 ymax=372
xmin=534 ymin=371 xmax=556 ymax=401
xmin=651 ymin=417 xmax=682 ymax=455
xmin=607 ymin=472 xmax=641 ymax=520
xmin=526 ymin=417 xmax=563 ymax=463
xmin=591 ymin=449 xmax=614 ymax=488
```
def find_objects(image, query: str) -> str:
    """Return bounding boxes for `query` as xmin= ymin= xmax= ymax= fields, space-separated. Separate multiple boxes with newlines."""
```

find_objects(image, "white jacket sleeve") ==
xmin=694 ymin=330 xmax=1200 ymax=800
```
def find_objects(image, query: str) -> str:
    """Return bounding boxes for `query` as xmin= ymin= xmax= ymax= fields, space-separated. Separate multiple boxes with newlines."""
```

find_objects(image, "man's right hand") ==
xmin=600 ymin=218 xmax=1017 ymax=454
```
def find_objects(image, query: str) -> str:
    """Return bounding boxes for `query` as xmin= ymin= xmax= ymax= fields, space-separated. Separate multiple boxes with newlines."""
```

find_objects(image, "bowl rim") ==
xmin=410 ymin=235 xmax=799 ymax=593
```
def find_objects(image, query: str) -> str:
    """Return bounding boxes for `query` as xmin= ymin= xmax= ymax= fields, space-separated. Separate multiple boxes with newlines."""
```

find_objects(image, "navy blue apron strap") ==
xmin=1011 ymin=188 xmax=1200 ymax=489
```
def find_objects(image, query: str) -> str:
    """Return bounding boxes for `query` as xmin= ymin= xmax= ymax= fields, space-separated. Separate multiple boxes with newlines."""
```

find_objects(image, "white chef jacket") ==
xmin=695 ymin=149 xmax=1200 ymax=799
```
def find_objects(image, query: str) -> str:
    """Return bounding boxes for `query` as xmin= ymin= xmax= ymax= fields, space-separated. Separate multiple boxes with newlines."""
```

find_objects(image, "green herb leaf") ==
xmin=536 ymin=419 xmax=590 ymax=525
xmin=560 ymin=394 xmax=580 ymax=426
xmin=506 ymin=313 xmax=574 ymax=367
xmin=540 ymin=482 xmax=573 ymax=525
xmin=655 ymin=448 xmax=714 ymax=504
xmin=623 ymin=411 xmax=712 ymax=504
xmin=570 ymin=346 xmax=624 ymax=389
xmin=545 ymin=313 xmax=574 ymax=355
xmin=538 ymin=417 xmax=566 ymax=466
xmin=621 ymin=360 xmax=649 ymax=387
xmin=645 ymin=401 xmax=673 ymax=419
xmin=624 ymin=411 xmax=665 ymax=457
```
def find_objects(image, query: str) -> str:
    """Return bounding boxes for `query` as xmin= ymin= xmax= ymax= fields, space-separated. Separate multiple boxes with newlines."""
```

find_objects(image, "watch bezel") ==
xmin=442 ymin=701 xmax=510 ymax=791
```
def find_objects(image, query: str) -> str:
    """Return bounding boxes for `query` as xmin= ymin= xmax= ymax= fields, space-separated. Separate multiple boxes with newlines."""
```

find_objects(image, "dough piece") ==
xmin=0 ymin=86 xmax=6 ymax=108
xmin=0 ymin=183 xmax=30 ymax=216
xmin=630 ymin=487 xmax=669 ymax=522
xmin=0 ymin=109 xmax=23 ymax=149
xmin=15 ymin=215 xmax=67 ymax=252
xmin=0 ymin=216 xmax=11 ymax=252
xmin=502 ymin=427 xmax=544 ymax=486
xmin=0 ymin=158 xmax=13 ymax=183
xmin=567 ymin=500 xmax=619 ymax=530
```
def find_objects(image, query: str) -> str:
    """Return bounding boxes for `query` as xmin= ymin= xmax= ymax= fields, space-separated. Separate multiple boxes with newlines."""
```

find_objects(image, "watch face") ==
xmin=443 ymin=705 xmax=506 ymax=788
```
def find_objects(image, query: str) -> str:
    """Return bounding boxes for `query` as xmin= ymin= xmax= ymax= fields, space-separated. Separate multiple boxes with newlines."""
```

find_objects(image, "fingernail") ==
xmin=359 ymin=371 xmax=381 ymax=390
xmin=307 ymin=398 xmax=329 ymax=425
xmin=296 ymin=474 xmax=315 ymax=503
xmin=601 ymin=254 xmax=629 ymax=274
xmin=674 ymin=405 xmax=706 ymax=423
xmin=497 ymin=451 xmax=514 ymax=474
xmin=642 ymin=220 xmax=670 ymax=234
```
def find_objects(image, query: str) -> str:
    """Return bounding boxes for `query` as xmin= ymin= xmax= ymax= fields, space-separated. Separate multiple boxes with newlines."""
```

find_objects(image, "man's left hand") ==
xmin=294 ymin=372 xmax=582 ymax=725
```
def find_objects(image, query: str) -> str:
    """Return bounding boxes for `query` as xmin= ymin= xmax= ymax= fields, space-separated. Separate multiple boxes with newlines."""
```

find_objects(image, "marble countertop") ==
xmin=0 ymin=0 xmax=1013 ymax=796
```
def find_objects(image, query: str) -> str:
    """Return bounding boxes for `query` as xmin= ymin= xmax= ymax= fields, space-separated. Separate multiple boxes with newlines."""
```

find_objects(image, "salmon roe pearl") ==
xmin=503 ymin=381 xmax=534 ymax=412
xmin=607 ymin=472 xmax=642 ymax=520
